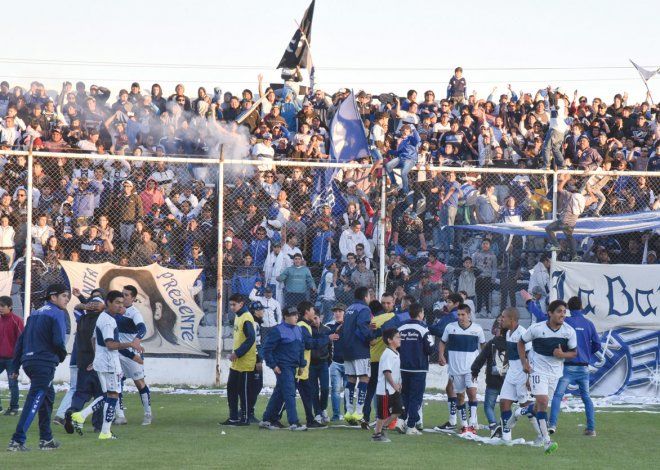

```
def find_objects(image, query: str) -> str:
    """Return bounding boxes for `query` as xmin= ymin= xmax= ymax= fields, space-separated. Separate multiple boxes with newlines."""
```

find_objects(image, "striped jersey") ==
xmin=505 ymin=325 xmax=531 ymax=379
xmin=442 ymin=322 xmax=485 ymax=375
xmin=521 ymin=321 xmax=577 ymax=377
xmin=93 ymin=311 xmax=121 ymax=374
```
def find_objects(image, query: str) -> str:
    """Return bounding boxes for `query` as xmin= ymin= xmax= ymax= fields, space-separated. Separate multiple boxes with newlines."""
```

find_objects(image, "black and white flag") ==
xmin=277 ymin=0 xmax=315 ymax=69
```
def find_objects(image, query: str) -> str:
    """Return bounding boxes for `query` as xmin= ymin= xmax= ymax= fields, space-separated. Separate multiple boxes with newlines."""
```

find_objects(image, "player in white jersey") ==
xmin=71 ymin=291 xmax=143 ymax=439
xmin=519 ymin=300 xmax=577 ymax=454
xmin=439 ymin=304 xmax=485 ymax=435
xmin=491 ymin=308 xmax=541 ymax=442
xmin=113 ymin=285 xmax=152 ymax=425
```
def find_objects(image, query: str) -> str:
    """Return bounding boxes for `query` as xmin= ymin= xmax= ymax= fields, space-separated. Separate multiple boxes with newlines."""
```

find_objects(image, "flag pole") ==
xmin=294 ymin=19 xmax=315 ymax=93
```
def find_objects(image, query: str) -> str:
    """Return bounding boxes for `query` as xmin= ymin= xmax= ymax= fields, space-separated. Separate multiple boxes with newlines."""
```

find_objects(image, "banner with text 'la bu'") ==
xmin=59 ymin=261 xmax=207 ymax=356
xmin=550 ymin=261 xmax=660 ymax=333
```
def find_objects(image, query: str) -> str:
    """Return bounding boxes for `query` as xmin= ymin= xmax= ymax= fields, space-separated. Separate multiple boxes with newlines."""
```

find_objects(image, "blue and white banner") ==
xmin=459 ymin=211 xmax=660 ymax=239
xmin=550 ymin=261 xmax=660 ymax=332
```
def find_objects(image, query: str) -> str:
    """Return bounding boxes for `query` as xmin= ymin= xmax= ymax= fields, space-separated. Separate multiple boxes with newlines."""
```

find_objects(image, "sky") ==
xmin=3 ymin=0 xmax=660 ymax=103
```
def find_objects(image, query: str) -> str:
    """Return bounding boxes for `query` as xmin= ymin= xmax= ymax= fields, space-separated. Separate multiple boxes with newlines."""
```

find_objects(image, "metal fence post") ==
xmin=23 ymin=144 xmax=34 ymax=318
xmin=378 ymin=168 xmax=386 ymax=297
xmin=215 ymin=147 xmax=225 ymax=387
xmin=551 ymin=169 xmax=559 ymax=264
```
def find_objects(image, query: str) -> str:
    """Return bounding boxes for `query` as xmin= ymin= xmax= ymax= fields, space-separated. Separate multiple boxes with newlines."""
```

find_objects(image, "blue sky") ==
xmin=3 ymin=0 xmax=659 ymax=102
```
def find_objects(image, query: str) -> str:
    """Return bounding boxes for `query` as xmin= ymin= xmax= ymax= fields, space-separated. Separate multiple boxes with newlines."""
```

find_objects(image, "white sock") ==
xmin=529 ymin=416 xmax=542 ymax=438
xmin=80 ymin=396 xmax=105 ymax=420
xmin=140 ymin=387 xmax=152 ymax=415
xmin=469 ymin=402 xmax=478 ymax=428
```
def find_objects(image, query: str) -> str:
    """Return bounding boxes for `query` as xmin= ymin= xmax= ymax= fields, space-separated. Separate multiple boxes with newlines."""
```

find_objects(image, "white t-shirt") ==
xmin=442 ymin=322 xmax=486 ymax=375
xmin=376 ymin=347 xmax=401 ymax=395
xmin=521 ymin=321 xmax=577 ymax=378
xmin=506 ymin=325 xmax=531 ymax=379
xmin=93 ymin=311 xmax=122 ymax=373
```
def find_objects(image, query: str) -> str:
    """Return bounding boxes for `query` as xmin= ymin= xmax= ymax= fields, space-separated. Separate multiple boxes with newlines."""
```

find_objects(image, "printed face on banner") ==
xmin=60 ymin=261 xmax=208 ymax=356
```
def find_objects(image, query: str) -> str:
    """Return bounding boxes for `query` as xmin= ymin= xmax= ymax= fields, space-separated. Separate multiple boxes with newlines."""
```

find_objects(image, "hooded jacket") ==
xmin=140 ymin=177 xmax=165 ymax=214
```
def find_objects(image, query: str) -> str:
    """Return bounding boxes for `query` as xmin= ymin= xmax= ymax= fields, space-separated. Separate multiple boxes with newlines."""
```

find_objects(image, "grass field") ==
xmin=1 ymin=391 xmax=658 ymax=470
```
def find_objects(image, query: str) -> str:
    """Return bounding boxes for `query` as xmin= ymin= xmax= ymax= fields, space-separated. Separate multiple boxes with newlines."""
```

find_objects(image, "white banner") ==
xmin=59 ymin=261 xmax=208 ymax=356
xmin=550 ymin=261 xmax=660 ymax=332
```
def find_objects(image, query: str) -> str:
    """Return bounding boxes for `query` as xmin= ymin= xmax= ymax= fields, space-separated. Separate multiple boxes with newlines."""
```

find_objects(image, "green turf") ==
xmin=1 ymin=392 xmax=658 ymax=469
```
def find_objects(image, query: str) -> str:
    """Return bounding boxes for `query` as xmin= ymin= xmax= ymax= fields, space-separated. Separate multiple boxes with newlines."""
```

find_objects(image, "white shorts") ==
xmin=500 ymin=373 xmax=532 ymax=403
xmin=344 ymin=358 xmax=371 ymax=377
xmin=529 ymin=372 xmax=559 ymax=398
xmin=98 ymin=371 xmax=123 ymax=393
xmin=450 ymin=372 xmax=477 ymax=393
xmin=119 ymin=355 xmax=145 ymax=381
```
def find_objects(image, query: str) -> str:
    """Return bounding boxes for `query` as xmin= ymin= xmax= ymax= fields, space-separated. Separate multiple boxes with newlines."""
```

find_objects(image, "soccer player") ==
xmin=7 ymin=284 xmax=69 ymax=451
xmin=114 ymin=285 xmax=151 ymax=426
xmin=439 ymin=304 xmax=485 ymax=435
xmin=549 ymin=297 xmax=601 ymax=436
xmin=260 ymin=308 xmax=307 ymax=431
xmin=430 ymin=292 xmax=461 ymax=431
xmin=71 ymin=291 xmax=143 ymax=440
xmin=341 ymin=287 xmax=376 ymax=425
xmin=519 ymin=299 xmax=577 ymax=454
xmin=362 ymin=294 xmax=396 ymax=428
xmin=223 ymin=294 xmax=256 ymax=426
xmin=491 ymin=308 xmax=541 ymax=442
xmin=396 ymin=303 xmax=434 ymax=435
xmin=64 ymin=294 xmax=106 ymax=435
xmin=371 ymin=328 xmax=402 ymax=443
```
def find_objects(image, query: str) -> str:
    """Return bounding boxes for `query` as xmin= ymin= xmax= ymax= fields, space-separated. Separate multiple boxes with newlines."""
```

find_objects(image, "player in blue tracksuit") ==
xmin=428 ymin=293 xmax=461 ymax=431
xmin=549 ymin=297 xmax=602 ymax=435
xmin=396 ymin=303 xmax=434 ymax=433
xmin=260 ymin=308 xmax=307 ymax=431
xmin=7 ymin=284 xmax=70 ymax=452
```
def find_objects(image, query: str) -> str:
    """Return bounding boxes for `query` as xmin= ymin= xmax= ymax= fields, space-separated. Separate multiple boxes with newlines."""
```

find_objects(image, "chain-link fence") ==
xmin=2 ymin=148 xmax=658 ymax=365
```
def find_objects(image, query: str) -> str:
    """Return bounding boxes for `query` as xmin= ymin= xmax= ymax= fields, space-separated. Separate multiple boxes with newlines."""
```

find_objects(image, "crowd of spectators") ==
xmin=0 ymin=68 xmax=658 ymax=322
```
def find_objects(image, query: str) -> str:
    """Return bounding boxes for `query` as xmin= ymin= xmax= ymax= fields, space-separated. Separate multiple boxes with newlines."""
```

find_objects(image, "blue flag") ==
xmin=311 ymin=90 xmax=369 ymax=215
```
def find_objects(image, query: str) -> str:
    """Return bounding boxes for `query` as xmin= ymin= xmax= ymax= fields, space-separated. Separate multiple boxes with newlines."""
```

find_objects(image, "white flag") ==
xmin=630 ymin=59 xmax=660 ymax=82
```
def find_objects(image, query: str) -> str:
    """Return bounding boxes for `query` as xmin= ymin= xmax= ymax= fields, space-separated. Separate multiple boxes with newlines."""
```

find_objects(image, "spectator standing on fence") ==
xmin=545 ymin=174 xmax=595 ymax=260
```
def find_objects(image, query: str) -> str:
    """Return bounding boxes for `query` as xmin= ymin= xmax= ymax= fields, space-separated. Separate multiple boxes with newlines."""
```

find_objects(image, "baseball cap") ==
xmin=249 ymin=301 xmax=264 ymax=312
xmin=332 ymin=303 xmax=346 ymax=311
xmin=324 ymin=258 xmax=337 ymax=268
xmin=44 ymin=283 xmax=70 ymax=300
xmin=224 ymin=236 xmax=233 ymax=242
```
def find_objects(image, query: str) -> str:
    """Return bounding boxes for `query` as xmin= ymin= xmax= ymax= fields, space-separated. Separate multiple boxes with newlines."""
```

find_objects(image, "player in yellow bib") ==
xmin=222 ymin=294 xmax=256 ymax=426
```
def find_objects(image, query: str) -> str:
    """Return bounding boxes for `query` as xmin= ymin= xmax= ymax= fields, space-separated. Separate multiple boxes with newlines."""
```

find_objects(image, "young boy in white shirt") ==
xmin=372 ymin=328 xmax=402 ymax=443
